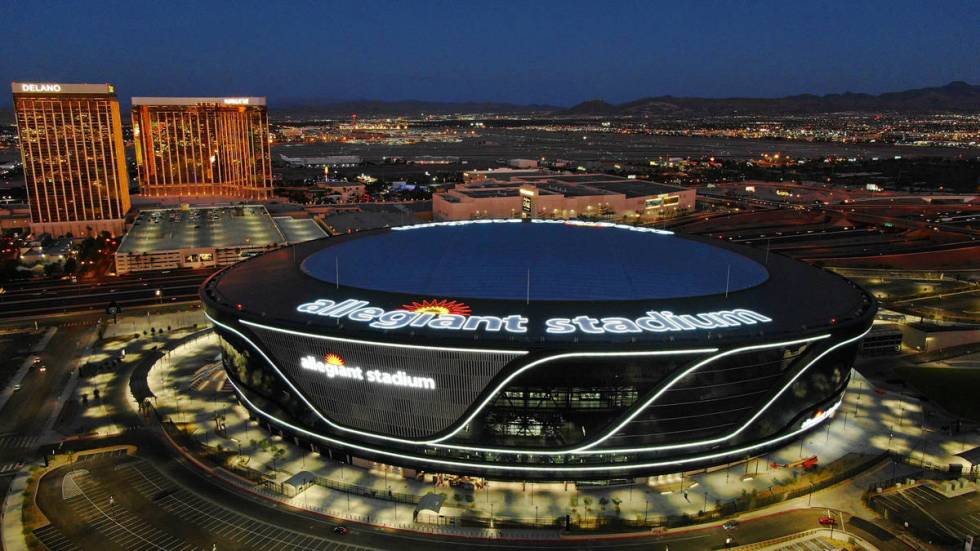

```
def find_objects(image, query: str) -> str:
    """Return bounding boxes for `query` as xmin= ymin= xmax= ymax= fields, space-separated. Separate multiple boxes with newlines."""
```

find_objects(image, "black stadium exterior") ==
xmin=202 ymin=219 xmax=875 ymax=480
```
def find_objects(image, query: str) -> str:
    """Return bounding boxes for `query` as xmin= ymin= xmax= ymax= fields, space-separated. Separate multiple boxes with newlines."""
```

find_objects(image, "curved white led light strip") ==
xmin=233 ymin=318 xmax=845 ymax=455
xmin=424 ymin=347 xmax=720 ymax=445
xmin=213 ymin=315 xmax=863 ymax=459
xmin=211 ymin=314 xmax=479 ymax=447
xmin=225 ymin=374 xmax=843 ymax=473
xmin=579 ymin=327 xmax=869 ymax=453
xmin=239 ymin=317 xmax=525 ymax=355
xmin=218 ymin=315 xmax=715 ymax=448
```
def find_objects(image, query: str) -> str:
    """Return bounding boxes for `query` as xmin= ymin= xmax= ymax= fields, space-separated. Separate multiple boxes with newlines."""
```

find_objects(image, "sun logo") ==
xmin=402 ymin=299 xmax=472 ymax=316
xmin=323 ymin=353 xmax=346 ymax=366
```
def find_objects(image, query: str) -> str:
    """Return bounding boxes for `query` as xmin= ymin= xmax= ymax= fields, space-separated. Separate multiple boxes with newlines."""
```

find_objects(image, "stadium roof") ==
xmin=301 ymin=221 xmax=769 ymax=301
xmin=205 ymin=219 xmax=875 ymax=346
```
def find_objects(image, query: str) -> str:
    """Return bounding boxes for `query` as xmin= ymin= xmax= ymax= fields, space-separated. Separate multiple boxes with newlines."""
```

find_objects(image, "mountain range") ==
xmin=561 ymin=81 xmax=980 ymax=116
xmin=1 ymin=82 xmax=979 ymax=122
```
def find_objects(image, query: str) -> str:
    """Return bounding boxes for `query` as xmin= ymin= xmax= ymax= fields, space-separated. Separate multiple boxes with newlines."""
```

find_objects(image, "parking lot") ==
xmin=60 ymin=464 xmax=197 ymax=550
xmin=32 ymin=523 xmax=80 ymax=551
xmin=117 ymin=459 xmax=366 ymax=550
xmin=870 ymin=483 xmax=980 ymax=544
xmin=35 ymin=456 xmax=375 ymax=551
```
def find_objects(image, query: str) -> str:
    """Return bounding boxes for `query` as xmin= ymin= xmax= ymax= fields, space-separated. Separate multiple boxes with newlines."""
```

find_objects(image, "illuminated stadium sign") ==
xmin=296 ymin=298 xmax=772 ymax=335
xmin=300 ymin=354 xmax=436 ymax=390
xmin=297 ymin=299 xmax=529 ymax=333
xmin=543 ymin=309 xmax=772 ymax=334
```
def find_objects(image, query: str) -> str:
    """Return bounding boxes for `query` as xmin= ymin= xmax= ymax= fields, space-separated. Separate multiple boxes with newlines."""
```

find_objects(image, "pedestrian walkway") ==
xmin=2 ymin=464 xmax=34 ymax=551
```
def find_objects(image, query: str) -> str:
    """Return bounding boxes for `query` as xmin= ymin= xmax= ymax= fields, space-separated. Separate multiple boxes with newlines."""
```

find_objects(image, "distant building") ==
xmin=860 ymin=324 xmax=903 ymax=355
xmin=321 ymin=181 xmax=366 ymax=203
xmin=18 ymin=237 xmax=72 ymax=266
xmin=279 ymin=155 xmax=361 ymax=168
xmin=507 ymin=158 xmax=539 ymax=169
xmin=463 ymin=168 xmax=550 ymax=184
xmin=900 ymin=323 xmax=980 ymax=353
xmin=114 ymin=205 xmax=324 ymax=274
xmin=131 ymin=97 xmax=273 ymax=201
xmin=0 ymin=204 xmax=31 ymax=233
xmin=435 ymin=172 xmax=695 ymax=222
xmin=11 ymin=82 xmax=131 ymax=236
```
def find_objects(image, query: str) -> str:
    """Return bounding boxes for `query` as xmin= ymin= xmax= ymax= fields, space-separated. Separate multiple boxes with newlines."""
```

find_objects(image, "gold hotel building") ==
xmin=131 ymin=97 xmax=272 ymax=200
xmin=11 ymin=82 xmax=131 ymax=236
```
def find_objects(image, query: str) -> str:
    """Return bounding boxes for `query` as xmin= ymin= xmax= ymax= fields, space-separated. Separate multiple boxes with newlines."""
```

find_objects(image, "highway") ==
xmin=0 ymin=268 xmax=214 ymax=319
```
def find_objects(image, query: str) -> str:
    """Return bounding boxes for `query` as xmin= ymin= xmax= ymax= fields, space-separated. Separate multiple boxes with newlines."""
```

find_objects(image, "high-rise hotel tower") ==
xmin=131 ymin=97 xmax=272 ymax=200
xmin=12 ymin=82 xmax=131 ymax=236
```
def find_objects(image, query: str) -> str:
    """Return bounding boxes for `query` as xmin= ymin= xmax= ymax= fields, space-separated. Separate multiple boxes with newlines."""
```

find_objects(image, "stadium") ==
xmin=201 ymin=219 xmax=875 ymax=480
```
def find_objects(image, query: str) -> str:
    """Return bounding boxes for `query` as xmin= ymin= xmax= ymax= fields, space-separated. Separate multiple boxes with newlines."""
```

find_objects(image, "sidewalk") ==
xmin=2 ymin=464 xmax=34 ymax=551
xmin=56 ymin=308 xmax=207 ymax=440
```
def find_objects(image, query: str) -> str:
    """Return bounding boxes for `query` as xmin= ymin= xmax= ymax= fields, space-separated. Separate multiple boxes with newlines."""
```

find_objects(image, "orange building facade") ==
xmin=131 ymin=97 xmax=272 ymax=200
xmin=11 ymin=82 xmax=131 ymax=236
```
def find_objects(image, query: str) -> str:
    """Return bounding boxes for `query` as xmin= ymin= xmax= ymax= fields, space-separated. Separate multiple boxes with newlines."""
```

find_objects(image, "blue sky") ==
xmin=2 ymin=0 xmax=979 ymax=106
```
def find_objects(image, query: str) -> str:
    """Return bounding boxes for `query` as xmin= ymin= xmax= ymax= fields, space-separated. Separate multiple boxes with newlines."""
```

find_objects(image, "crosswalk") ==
xmin=777 ymin=538 xmax=839 ymax=550
xmin=56 ymin=321 xmax=96 ymax=328
xmin=0 ymin=462 xmax=23 ymax=476
xmin=0 ymin=433 xmax=40 ymax=449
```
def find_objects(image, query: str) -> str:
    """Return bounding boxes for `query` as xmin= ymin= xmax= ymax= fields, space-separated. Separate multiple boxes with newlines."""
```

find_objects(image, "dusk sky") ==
xmin=3 ymin=0 xmax=979 ymax=107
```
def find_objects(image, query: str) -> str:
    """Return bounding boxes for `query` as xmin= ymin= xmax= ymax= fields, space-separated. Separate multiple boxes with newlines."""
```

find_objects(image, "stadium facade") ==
xmin=202 ymin=219 xmax=875 ymax=480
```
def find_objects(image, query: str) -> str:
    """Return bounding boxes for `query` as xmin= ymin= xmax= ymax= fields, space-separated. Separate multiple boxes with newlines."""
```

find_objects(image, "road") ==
xmin=0 ymin=268 xmax=214 ymax=319
xmin=0 ymin=320 xmax=95 ymax=507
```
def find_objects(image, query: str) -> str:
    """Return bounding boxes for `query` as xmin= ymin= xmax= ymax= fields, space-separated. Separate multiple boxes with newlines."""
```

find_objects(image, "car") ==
xmin=722 ymin=520 xmax=739 ymax=530
xmin=332 ymin=526 xmax=350 ymax=535
xmin=818 ymin=516 xmax=838 ymax=526
xmin=12 ymin=384 xmax=21 ymax=392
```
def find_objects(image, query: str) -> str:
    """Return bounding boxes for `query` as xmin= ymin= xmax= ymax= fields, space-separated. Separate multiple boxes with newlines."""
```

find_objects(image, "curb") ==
xmin=2 ymin=465 xmax=33 ymax=551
